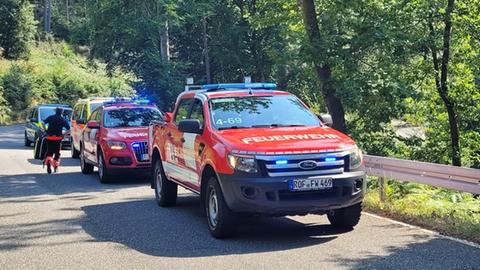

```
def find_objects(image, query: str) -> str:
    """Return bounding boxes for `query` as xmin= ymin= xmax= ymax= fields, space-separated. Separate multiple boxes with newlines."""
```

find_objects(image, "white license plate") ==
xmin=289 ymin=178 xmax=333 ymax=191
xmin=140 ymin=153 xmax=149 ymax=161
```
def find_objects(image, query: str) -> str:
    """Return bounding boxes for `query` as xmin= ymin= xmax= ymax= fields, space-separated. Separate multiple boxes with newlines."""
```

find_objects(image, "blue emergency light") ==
xmin=201 ymin=83 xmax=277 ymax=91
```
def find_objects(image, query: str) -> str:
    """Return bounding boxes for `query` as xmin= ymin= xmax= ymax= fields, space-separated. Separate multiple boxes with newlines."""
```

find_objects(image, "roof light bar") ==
xmin=201 ymin=83 xmax=277 ymax=91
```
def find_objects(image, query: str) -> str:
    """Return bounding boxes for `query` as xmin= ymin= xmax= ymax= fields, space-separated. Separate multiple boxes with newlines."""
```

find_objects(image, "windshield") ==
xmin=39 ymin=107 xmax=72 ymax=122
xmin=209 ymin=95 xmax=320 ymax=130
xmin=103 ymin=107 xmax=162 ymax=128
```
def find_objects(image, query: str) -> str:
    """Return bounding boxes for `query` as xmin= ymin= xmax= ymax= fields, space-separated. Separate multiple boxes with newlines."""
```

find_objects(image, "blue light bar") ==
xmin=275 ymin=160 xmax=288 ymax=165
xmin=324 ymin=157 xmax=336 ymax=162
xmin=132 ymin=143 xmax=140 ymax=148
xmin=201 ymin=83 xmax=277 ymax=91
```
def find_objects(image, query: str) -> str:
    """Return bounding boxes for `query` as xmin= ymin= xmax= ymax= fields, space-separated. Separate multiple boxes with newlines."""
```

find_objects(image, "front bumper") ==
xmin=217 ymin=171 xmax=366 ymax=216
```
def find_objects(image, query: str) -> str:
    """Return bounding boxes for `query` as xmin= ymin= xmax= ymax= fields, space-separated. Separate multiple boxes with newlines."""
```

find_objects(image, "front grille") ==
xmin=257 ymin=152 xmax=346 ymax=177
xmin=131 ymin=141 xmax=149 ymax=162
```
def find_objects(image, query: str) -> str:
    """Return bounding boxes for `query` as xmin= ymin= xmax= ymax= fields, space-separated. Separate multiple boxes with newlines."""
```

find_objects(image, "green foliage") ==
xmin=0 ymin=41 xmax=133 ymax=122
xmin=0 ymin=84 xmax=11 ymax=125
xmin=365 ymin=178 xmax=480 ymax=243
xmin=0 ymin=0 xmax=36 ymax=59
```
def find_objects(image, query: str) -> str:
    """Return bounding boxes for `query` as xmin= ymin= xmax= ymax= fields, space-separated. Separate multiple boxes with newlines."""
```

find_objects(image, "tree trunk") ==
xmin=66 ymin=0 xmax=70 ymax=25
xmin=300 ymin=0 xmax=346 ymax=132
xmin=44 ymin=0 xmax=51 ymax=33
xmin=428 ymin=0 xmax=461 ymax=166
xmin=160 ymin=20 xmax=170 ymax=62
xmin=202 ymin=16 xmax=211 ymax=83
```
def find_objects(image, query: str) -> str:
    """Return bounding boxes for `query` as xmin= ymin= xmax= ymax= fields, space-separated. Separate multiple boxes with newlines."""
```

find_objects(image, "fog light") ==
xmin=111 ymin=157 xmax=119 ymax=164
xmin=241 ymin=186 xmax=257 ymax=199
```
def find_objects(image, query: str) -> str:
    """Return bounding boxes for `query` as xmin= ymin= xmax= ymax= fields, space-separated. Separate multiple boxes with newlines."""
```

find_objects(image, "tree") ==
xmin=0 ymin=0 xmax=36 ymax=59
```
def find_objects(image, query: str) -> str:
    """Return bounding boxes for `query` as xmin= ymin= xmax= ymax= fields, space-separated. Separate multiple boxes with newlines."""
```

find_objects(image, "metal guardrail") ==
xmin=364 ymin=155 xmax=480 ymax=195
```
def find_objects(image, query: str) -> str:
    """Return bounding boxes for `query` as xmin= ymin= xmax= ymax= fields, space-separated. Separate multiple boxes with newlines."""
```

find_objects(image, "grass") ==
xmin=364 ymin=178 xmax=480 ymax=244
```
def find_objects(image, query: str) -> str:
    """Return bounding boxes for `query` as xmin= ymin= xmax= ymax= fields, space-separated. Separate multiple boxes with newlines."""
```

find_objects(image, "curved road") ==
xmin=0 ymin=125 xmax=478 ymax=269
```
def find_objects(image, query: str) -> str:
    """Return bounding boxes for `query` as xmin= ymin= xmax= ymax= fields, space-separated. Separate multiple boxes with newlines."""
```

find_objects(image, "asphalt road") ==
xmin=0 ymin=125 xmax=478 ymax=270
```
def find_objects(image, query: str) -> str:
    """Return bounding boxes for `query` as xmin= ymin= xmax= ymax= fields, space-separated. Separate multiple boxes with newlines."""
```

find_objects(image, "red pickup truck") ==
xmin=148 ymin=83 xmax=365 ymax=238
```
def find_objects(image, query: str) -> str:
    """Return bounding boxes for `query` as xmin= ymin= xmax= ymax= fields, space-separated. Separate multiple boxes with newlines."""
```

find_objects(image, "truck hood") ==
xmin=216 ymin=126 xmax=356 ymax=154
xmin=105 ymin=127 xmax=149 ymax=142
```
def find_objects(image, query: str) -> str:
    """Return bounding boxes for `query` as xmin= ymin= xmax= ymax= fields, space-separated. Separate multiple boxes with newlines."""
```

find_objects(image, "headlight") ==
xmin=349 ymin=146 xmax=363 ymax=170
xmin=227 ymin=154 xmax=258 ymax=173
xmin=107 ymin=141 xmax=126 ymax=150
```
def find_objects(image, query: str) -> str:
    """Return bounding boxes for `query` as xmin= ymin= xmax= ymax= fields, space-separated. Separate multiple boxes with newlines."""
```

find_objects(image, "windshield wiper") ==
xmin=251 ymin=124 xmax=306 ymax=128
xmin=218 ymin=126 xmax=252 ymax=130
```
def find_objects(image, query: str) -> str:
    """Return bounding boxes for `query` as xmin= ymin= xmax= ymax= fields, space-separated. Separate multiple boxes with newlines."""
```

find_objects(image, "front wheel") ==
xmin=154 ymin=159 xmax=177 ymax=206
xmin=327 ymin=202 xmax=362 ymax=229
xmin=205 ymin=176 xmax=237 ymax=238
xmin=80 ymin=145 xmax=94 ymax=174
xmin=98 ymin=151 xmax=111 ymax=183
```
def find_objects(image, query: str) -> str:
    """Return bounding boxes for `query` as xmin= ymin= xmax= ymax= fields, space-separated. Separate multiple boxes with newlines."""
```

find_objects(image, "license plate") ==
xmin=289 ymin=178 xmax=333 ymax=191
xmin=140 ymin=153 xmax=149 ymax=161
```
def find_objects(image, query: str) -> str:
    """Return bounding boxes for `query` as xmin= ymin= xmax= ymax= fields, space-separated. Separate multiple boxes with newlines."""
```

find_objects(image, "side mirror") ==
xmin=76 ymin=119 xmax=86 ymax=125
xmin=178 ymin=119 xmax=202 ymax=134
xmin=30 ymin=117 xmax=37 ymax=123
xmin=164 ymin=112 xmax=173 ymax=123
xmin=86 ymin=120 xmax=100 ymax=129
xmin=319 ymin=114 xmax=333 ymax=127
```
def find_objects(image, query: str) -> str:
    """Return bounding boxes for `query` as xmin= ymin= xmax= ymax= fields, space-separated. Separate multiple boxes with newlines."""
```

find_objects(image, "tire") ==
xmin=98 ymin=151 xmax=112 ymax=183
xmin=71 ymin=138 xmax=80 ymax=159
xmin=154 ymin=159 xmax=177 ymax=206
xmin=24 ymin=132 xmax=31 ymax=147
xmin=327 ymin=202 xmax=362 ymax=229
xmin=205 ymin=176 xmax=236 ymax=238
xmin=80 ymin=145 xmax=94 ymax=174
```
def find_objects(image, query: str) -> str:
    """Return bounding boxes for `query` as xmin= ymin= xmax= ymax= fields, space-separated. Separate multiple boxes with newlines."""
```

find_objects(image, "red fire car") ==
xmin=149 ymin=83 xmax=366 ymax=238
xmin=80 ymin=99 xmax=163 ymax=183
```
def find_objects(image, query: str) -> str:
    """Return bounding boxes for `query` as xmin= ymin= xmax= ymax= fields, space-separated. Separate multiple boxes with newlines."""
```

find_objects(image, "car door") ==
xmin=83 ymin=109 xmax=100 ymax=163
xmin=72 ymin=103 xmax=87 ymax=150
xmin=163 ymin=98 xmax=193 ymax=186
xmin=26 ymin=108 xmax=36 ymax=141
xmin=182 ymin=98 xmax=206 ymax=189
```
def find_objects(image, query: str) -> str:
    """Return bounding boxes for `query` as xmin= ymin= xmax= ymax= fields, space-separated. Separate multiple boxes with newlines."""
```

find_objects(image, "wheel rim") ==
xmin=98 ymin=155 xmax=104 ymax=178
xmin=208 ymin=188 xmax=218 ymax=228
xmin=155 ymin=166 xmax=163 ymax=199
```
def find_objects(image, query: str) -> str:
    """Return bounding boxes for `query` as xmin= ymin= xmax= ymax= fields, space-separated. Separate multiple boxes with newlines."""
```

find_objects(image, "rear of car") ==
xmin=71 ymin=97 xmax=114 ymax=158
xmin=25 ymin=104 xmax=72 ymax=159
xmin=79 ymin=100 xmax=163 ymax=183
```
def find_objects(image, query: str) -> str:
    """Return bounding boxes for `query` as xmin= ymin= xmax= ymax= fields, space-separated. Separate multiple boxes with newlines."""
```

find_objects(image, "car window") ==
xmin=33 ymin=108 xmax=38 ymax=120
xmin=95 ymin=109 xmax=102 ymax=122
xmin=103 ymin=108 xmax=162 ymax=128
xmin=89 ymin=110 xmax=98 ymax=122
xmin=79 ymin=104 xmax=87 ymax=120
xmin=174 ymin=99 xmax=193 ymax=123
xmin=189 ymin=99 xmax=204 ymax=127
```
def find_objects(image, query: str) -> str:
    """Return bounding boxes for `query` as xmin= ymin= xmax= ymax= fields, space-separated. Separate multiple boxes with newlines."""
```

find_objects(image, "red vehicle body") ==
xmin=149 ymin=83 xmax=366 ymax=238
xmin=79 ymin=100 xmax=163 ymax=183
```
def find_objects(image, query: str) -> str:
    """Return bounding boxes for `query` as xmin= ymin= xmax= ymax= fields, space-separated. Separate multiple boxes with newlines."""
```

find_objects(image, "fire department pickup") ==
xmin=148 ymin=83 xmax=366 ymax=238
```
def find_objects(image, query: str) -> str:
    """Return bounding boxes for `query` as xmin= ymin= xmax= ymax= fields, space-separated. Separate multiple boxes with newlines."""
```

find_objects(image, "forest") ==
xmin=1 ymin=0 xmax=479 ymax=169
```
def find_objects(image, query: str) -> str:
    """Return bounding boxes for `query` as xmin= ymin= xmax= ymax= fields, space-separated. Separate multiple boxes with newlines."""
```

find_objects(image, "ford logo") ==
xmin=299 ymin=160 xmax=318 ymax=170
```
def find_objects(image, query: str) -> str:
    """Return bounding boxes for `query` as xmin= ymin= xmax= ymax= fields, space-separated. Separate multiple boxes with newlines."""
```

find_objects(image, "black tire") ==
xmin=205 ymin=176 xmax=236 ymax=238
xmin=24 ymin=132 xmax=31 ymax=147
xmin=327 ymin=202 xmax=362 ymax=229
xmin=80 ymin=145 xmax=94 ymax=174
xmin=154 ymin=159 xmax=177 ymax=206
xmin=98 ymin=151 xmax=112 ymax=183
xmin=71 ymin=138 xmax=80 ymax=159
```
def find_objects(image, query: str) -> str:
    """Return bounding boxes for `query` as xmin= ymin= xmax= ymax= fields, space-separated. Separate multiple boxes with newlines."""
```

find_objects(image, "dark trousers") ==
xmin=46 ymin=139 xmax=61 ymax=161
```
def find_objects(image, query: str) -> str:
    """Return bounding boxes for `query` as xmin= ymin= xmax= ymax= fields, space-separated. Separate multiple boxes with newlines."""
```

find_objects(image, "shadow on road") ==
xmin=27 ymin=157 xmax=82 ymax=168
xmin=0 ymin=171 xmax=149 ymax=200
xmin=79 ymin=196 xmax=345 ymax=257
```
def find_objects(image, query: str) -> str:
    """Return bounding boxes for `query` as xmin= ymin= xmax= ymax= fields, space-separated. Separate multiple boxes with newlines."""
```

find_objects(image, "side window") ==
xmin=73 ymin=105 xmax=80 ymax=120
xmin=95 ymin=109 xmax=102 ymax=122
xmin=33 ymin=108 xmax=38 ymax=120
xmin=189 ymin=99 xmax=204 ymax=127
xmin=174 ymin=99 xmax=193 ymax=123
xmin=89 ymin=110 xmax=98 ymax=121
xmin=79 ymin=104 xmax=87 ymax=121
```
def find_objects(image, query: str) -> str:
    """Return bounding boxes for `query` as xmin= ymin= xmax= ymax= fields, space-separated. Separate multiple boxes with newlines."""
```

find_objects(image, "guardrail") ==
xmin=364 ymin=155 xmax=480 ymax=199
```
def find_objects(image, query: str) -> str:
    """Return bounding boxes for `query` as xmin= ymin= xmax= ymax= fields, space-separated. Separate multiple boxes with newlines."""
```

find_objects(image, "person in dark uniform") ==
xmin=43 ymin=107 xmax=70 ymax=173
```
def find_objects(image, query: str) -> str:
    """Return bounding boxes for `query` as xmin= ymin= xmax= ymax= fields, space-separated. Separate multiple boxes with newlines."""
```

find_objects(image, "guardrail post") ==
xmin=379 ymin=177 xmax=386 ymax=203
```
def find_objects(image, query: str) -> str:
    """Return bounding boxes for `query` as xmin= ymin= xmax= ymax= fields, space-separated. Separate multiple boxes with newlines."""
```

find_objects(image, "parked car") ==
xmin=79 ymin=98 xmax=163 ymax=183
xmin=148 ymin=83 xmax=366 ymax=238
xmin=25 ymin=104 xmax=72 ymax=159
xmin=70 ymin=97 xmax=114 ymax=159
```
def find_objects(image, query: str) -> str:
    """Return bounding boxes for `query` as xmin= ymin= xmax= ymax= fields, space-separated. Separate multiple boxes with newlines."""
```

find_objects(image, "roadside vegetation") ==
xmin=365 ymin=178 xmax=480 ymax=243
xmin=0 ymin=0 xmax=478 ymax=240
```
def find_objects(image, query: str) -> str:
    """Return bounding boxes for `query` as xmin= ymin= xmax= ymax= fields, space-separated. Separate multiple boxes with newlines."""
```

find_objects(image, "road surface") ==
xmin=0 ymin=125 xmax=478 ymax=270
